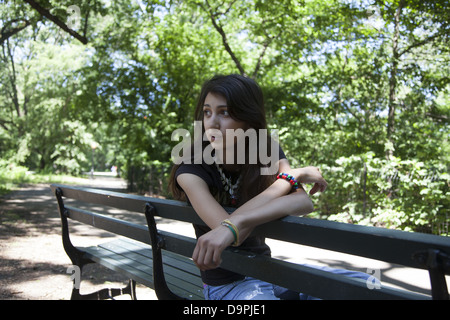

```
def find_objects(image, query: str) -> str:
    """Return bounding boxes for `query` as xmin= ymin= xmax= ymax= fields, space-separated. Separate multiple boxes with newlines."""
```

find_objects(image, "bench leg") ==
xmin=413 ymin=249 xmax=450 ymax=300
xmin=71 ymin=279 xmax=137 ymax=300
xmin=144 ymin=202 xmax=187 ymax=300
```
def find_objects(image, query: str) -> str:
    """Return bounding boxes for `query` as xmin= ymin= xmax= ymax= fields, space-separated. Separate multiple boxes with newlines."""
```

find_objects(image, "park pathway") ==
xmin=0 ymin=175 xmax=156 ymax=299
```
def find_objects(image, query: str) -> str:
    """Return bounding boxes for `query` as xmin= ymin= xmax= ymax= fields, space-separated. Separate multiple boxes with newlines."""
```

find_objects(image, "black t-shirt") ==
xmin=174 ymin=146 xmax=286 ymax=286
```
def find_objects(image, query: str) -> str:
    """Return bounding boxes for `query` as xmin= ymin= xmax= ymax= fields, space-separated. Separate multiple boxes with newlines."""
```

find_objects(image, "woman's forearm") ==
xmin=230 ymin=164 xmax=321 ymax=221
xmin=235 ymin=178 xmax=295 ymax=212
xmin=232 ymin=160 xmax=301 ymax=214
xmin=228 ymin=164 xmax=320 ymax=233
xmin=230 ymin=188 xmax=314 ymax=233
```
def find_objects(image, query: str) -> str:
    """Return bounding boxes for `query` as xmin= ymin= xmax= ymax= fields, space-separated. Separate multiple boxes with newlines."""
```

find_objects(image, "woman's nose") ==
xmin=209 ymin=114 xmax=220 ymax=128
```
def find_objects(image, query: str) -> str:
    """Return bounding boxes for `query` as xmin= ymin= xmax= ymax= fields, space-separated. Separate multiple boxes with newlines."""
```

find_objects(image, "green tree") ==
xmin=1 ymin=0 xmax=99 ymax=173
xmin=1 ymin=0 xmax=447 ymax=234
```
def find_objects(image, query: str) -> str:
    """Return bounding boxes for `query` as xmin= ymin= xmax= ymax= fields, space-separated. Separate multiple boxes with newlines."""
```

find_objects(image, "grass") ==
xmin=0 ymin=164 xmax=89 ymax=196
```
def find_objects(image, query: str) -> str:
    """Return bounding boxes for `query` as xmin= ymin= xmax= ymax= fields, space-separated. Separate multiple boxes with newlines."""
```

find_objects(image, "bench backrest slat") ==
xmin=66 ymin=205 xmax=151 ymax=244
xmin=62 ymin=202 xmax=430 ymax=300
xmin=253 ymin=217 xmax=450 ymax=270
xmin=51 ymin=184 xmax=450 ymax=272
xmin=157 ymin=229 xmax=429 ymax=300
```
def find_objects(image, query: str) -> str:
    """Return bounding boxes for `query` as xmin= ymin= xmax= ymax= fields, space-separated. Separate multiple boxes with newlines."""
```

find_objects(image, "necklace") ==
xmin=215 ymin=163 xmax=242 ymax=205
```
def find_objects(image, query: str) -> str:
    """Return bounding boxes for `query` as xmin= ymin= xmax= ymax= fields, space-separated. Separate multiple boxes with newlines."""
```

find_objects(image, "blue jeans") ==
xmin=203 ymin=264 xmax=371 ymax=300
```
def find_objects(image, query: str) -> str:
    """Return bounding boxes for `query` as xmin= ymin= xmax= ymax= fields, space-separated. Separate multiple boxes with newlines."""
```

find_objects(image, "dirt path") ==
xmin=0 ymin=177 xmax=157 ymax=300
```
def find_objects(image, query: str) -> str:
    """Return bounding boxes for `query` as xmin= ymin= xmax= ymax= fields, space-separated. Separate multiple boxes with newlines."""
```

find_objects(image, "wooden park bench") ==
xmin=50 ymin=184 xmax=450 ymax=300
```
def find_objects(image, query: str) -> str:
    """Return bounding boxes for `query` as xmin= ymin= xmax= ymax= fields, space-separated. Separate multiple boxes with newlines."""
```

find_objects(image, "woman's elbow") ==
xmin=304 ymin=198 xmax=315 ymax=214
xmin=293 ymin=191 xmax=314 ymax=216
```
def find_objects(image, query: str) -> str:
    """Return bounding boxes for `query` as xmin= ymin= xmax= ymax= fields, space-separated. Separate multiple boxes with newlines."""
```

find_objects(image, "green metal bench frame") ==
xmin=51 ymin=184 xmax=450 ymax=300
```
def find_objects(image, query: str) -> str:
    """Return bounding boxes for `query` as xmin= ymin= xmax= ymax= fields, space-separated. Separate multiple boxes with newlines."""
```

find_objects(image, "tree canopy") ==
xmin=1 ymin=0 xmax=448 ymax=235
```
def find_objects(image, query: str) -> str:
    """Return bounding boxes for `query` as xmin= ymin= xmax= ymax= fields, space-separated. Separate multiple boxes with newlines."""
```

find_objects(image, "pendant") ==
xmin=215 ymin=163 xmax=241 ymax=206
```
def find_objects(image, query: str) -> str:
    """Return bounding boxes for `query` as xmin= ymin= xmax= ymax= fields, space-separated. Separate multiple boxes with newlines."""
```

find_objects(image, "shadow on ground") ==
xmin=0 ymin=178 xmax=156 ymax=300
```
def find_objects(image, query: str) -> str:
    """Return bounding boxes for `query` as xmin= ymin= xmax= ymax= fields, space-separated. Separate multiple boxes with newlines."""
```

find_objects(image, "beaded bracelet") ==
xmin=276 ymin=173 xmax=299 ymax=190
xmin=221 ymin=219 xmax=239 ymax=247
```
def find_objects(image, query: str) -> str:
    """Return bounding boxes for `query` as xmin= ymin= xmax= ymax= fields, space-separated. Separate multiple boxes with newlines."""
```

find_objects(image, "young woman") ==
xmin=169 ymin=74 xmax=360 ymax=300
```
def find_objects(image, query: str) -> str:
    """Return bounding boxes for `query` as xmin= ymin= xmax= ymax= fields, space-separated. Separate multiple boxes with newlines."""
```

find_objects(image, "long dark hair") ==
xmin=194 ymin=74 xmax=267 ymax=130
xmin=169 ymin=74 xmax=276 ymax=205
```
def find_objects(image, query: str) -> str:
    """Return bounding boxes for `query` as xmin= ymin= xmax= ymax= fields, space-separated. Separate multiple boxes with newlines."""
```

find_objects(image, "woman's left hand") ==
xmin=192 ymin=217 xmax=253 ymax=270
xmin=192 ymin=225 xmax=234 ymax=271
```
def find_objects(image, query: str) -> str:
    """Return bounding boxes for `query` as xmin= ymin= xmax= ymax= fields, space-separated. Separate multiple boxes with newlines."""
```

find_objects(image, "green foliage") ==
xmin=0 ymin=159 xmax=85 ymax=195
xmin=1 ymin=0 xmax=448 ymax=234
xmin=317 ymin=153 xmax=449 ymax=235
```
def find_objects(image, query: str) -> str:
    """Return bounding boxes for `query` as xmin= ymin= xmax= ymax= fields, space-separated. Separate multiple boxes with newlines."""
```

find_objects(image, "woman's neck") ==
xmin=221 ymin=163 xmax=241 ymax=173
xmin=214 ymin=148 xmax=243 ymax=173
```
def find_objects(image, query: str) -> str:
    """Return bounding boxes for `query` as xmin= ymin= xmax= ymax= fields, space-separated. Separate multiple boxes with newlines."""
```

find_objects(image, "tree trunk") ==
xmin=386 ymin=0 xmax=405 ymax=160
